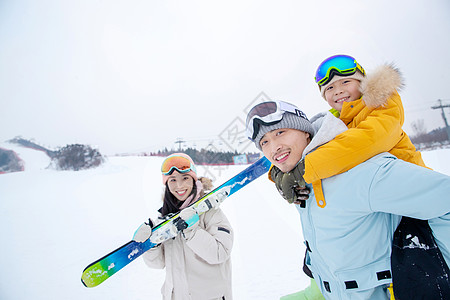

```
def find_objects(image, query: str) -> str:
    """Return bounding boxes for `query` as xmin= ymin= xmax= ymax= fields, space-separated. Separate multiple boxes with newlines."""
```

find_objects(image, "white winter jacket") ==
xmin=143 ymin=207 xmax=233 ymax=300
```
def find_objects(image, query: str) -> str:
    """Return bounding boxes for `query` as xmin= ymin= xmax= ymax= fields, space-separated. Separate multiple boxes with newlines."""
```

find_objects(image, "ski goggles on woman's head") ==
xmin=314 ymin=54 xmax=365 ymax=86
xmin=161 ymin=154 xmax=197 ymax=176
xmin=246 ymin=101 xmax=308 ymax=142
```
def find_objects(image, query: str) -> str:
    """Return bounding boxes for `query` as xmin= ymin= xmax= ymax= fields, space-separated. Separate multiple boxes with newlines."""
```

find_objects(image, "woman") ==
xmin=133 ymin=153 xmax=234 ymax=300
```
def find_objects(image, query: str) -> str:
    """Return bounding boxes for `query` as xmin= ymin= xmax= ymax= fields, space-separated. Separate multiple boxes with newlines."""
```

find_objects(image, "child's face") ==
xmin=260 ymin=128 xmax=310 ymax=173
xmin=167 ymin=172 xmax=194 ymax=201
xmin=323 ymin=78 xmax=362 ymax=112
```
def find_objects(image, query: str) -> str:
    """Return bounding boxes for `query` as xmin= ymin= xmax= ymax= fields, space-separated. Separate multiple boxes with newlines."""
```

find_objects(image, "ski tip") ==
xmin=81 ymin=275 xmax=102 ymax=288
xmin=81 ymin=274 xmax=96 ymax=288
xmin=81 ymin=267 xmax=105 ymax=288
xmin=81 ymin=278 xmax=89 ymax=288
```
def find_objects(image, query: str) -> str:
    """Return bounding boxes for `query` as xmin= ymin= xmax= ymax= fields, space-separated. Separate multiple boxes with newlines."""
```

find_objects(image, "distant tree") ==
xmin=148 ymin=146 xmax=260 ymax=165
xmin=411 ymin=119 xmax=427 ymax=137
xmin=411 ymin=126 xmax=450 ymax=149
xmin=51 ymin=144 xmax=104 ymax=171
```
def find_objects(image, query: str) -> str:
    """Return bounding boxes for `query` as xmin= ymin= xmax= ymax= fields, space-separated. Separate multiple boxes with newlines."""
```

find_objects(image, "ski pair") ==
xmin=81 ymin=156 xmax=272 ymax=288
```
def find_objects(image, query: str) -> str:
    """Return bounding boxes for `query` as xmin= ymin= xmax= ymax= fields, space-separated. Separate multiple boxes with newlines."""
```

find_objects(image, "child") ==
xmin=305 ymin=54 xmax=426 ymax=192
xmin=133 ymin=153 xmax=234 ymax=300
xmin=276 ymin=55 xmax=441 ymax=299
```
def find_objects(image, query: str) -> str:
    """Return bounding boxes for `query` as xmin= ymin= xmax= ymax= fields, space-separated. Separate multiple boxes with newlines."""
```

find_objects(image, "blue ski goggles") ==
xmin=314 ymin=54 xmax=365 ymax=86
xmin=246 ymin=101 xmax=309 ymax=142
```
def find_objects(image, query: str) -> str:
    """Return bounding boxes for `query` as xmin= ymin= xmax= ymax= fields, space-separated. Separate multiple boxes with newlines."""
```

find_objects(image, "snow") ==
xmin=405 ymin=236 xmax=430 ymax=250
xmin=0 ymin=144 xmax=449 ymax=299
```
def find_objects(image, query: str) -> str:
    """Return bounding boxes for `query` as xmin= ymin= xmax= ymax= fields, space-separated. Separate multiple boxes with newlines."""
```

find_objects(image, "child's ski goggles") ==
xmin=161 ymin=154 xmax=197 ymax=175
xmin=246 ymin=101 xmax=308 ymax=141
xmin=314 ymin=54 xmax=365 ymax=86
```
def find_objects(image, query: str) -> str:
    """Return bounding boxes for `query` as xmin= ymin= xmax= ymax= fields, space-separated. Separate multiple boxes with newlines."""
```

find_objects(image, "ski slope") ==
xmin=0 ymin=144 xmax=449 ymax=299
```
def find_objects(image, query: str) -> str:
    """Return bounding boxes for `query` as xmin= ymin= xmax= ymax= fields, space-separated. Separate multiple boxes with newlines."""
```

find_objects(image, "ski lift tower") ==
xmin=431 ymin=99 xmax=450 ymax=141
xmin=175 ymin=138 xmax=185 ymax=151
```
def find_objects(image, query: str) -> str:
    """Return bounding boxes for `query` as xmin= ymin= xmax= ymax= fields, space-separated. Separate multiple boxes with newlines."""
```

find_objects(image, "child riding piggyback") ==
xmin=304 ymin=54 xmax=427 ymax=197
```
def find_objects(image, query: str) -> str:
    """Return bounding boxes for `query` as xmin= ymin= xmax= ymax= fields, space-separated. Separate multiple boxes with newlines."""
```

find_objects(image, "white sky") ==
xmin=1 ymin=0 xmax=449 ymax=155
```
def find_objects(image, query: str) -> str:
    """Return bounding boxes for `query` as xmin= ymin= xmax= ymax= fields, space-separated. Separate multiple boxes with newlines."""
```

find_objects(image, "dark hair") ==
xmin=158 ymin=177 xmax=197 ymax=217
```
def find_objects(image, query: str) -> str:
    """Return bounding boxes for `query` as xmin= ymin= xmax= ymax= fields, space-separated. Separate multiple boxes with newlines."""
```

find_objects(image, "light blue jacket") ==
xmin=297 ymin=113 xmax=450 ymax=299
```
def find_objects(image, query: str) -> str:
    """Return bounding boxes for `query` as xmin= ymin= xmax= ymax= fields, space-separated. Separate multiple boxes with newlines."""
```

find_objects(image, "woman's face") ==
xmin=167 ymin=171 xmax=194 ymax=201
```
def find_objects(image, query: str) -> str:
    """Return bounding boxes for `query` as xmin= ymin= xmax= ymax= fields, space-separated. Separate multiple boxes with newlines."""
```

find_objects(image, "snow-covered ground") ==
xmin=0 ymin=143 xmax=449 ymax=299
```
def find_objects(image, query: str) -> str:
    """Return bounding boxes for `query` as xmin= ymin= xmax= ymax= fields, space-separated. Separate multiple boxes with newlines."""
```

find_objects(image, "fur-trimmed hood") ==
xmin=360 ymin=64 xmax=404 ymax=108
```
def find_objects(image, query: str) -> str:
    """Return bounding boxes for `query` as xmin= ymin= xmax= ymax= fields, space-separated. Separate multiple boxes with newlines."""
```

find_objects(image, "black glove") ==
xmin=270 ymin=160 xmax=310 ymax=205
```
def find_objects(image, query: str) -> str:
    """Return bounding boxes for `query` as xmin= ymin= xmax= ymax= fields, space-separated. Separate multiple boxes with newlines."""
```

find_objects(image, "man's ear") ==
xmin=305 ymin=132 xmax=312 ymax=143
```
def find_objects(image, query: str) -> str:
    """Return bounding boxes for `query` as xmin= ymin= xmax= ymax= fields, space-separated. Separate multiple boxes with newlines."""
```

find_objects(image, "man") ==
xmin=245 ymin=100 xmax=450 ymax=299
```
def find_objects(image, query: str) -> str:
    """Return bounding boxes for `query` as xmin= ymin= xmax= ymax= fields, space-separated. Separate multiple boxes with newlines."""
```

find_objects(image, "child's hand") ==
xmin=133 ymin=218 xmax=154 ymax=243
xmin=179 ymin=207 xmax=199 ymax=240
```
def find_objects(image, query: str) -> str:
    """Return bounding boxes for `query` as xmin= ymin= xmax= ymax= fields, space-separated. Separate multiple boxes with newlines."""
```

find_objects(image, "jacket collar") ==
xmin=302 ymin=111 xmax=348 ymax=158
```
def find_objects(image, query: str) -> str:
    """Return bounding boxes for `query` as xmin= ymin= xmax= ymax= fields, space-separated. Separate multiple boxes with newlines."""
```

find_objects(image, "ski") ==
xmin=81 ymin=156 xmax=272 ymax=288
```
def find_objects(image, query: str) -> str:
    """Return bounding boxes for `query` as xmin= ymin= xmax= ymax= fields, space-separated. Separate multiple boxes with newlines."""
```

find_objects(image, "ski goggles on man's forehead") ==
xmin=246 ymin=101 xmax=308 ymax=142
xmin=314 ymin=54 xmax=365 ymax=86
xmin=161 ymin=155 xmax=196 ymax=176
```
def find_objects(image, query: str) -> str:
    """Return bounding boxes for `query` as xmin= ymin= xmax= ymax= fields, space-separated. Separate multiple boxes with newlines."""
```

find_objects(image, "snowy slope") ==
xmin=0 ymin=146 xmax=449 ymax=299
xmin=420 ymin=148 xmax=450 ymax=175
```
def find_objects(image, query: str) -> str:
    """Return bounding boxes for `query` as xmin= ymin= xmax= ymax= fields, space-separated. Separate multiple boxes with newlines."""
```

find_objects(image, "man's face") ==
xmin=323 ymin=78 xmax=362 ymax=111
xmin=259 ymin=128 xmax=310 ymax=172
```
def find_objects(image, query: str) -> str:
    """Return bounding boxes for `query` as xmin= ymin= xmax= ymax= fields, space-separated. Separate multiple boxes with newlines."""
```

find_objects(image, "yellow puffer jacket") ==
xmin=303 ymin=64 xmax=427 ymax=208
